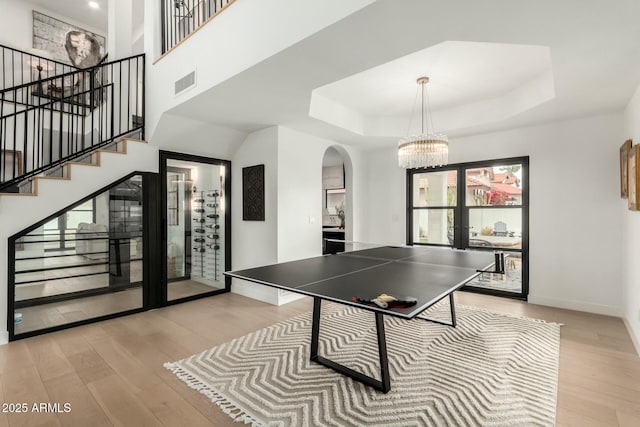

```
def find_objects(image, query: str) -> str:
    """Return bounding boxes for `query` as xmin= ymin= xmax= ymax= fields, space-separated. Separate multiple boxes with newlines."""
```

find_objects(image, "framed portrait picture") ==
xmin=628 ymin=144 xmax=640 ymax=211
xmin=620 ymin=139 xmax=632 ymax=198
xmin=33 ymin=11 xmax=106 ymax=68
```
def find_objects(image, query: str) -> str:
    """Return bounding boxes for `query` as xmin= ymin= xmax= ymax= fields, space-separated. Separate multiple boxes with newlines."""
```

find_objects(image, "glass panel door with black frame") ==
xmin=166 ymin=158 xmax=228 ymax=301
xmin=11 ymin=174 xmax=145 ymax=337
xmin=463 ymin=163 xmax=525 ymax=295
xmin=407 ymin=158 xmax=528 ymax=299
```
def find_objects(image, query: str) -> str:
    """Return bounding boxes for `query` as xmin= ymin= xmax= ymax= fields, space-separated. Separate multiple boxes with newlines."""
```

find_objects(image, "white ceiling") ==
xmin=168 ymin=0 xmax=640 ymax=149
xmin=311 ymin=41 xmax=554 ymax=136
xmin=315 ymin=42 xmax=552 ymax=116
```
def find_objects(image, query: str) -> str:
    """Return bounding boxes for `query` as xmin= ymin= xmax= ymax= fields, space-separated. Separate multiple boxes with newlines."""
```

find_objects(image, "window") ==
xmin=407 ymin=157 xmax=529 ymax=299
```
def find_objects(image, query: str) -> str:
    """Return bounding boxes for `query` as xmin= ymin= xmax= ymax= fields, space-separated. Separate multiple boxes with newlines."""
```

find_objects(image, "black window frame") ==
xmin=406 ymin=156 xmax=529 ymax=300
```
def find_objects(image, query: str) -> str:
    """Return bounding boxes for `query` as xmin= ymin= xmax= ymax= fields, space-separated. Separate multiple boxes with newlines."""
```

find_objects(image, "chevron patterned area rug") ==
xmin=165 ymin=302 xmax=561 ymax=426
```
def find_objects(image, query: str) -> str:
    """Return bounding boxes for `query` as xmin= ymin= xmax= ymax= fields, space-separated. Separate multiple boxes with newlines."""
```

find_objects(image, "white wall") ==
xmin=345 ymin=145 xmax=367 ymax=243
xmin=277 ymin=127 xmax=367 ymax=262
xmin=108 ymin=0 xmax=133 ymax=59
xmin=0 ymin=0 xmax=105 ymax=53
xmin=623 ymin=85 xmax=640 ymax=353
xmin=231 ymin=127 xmax=279 ymax=304
xmin=365 ymin=113 xmax=624 ymax=316
xmin=277 ymin=128 xmax=327 ymax=262
xmin=276 ymin=127 xmax=366 ymax=304
xmin=151 ymin=113 xmax=247 ymax=160
xmin=364 ymin=148 xmax=407 ymax=246
xmin=230 ymin=126 xmax=366 ymax=305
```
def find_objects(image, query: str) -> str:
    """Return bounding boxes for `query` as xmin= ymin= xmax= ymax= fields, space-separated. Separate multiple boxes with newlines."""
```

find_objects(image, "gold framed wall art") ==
xmin=620 ymin=139 xmax=632 ymax=198
xmin=628 ymin=144 xmax=640 ymax=210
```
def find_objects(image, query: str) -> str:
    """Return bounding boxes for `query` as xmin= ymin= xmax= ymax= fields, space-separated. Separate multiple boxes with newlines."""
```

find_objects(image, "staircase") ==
xmin=4 ymin=138 xmax=151 ymax=197
xmin=0 ymin=45 xmax=146 ymax=199
xmin=0 ymin=45 xmax=157 ymax=246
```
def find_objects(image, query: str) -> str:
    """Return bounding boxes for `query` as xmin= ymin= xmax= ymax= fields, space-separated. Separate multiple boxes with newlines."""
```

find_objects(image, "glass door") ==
xmin=161 ymin=152 xmax=231 ymax=304
xmin=407 ymin=157 xmax=528 ymax=299
xmin=9 ymin=173 xmax=147 ymax=340
xmin=461 ymin=161 xmax=527 ymax=296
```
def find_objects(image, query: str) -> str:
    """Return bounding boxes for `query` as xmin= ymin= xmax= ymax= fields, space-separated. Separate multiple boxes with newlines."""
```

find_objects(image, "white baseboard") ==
xmin=231 ymin=279 xmax=307 ymax=307
xmin=278 ymin=290 xmax=305 ymax=306
xmin=528 ymin=295 xmax=622 ymax=317
xmin=0 ymin=331 xmax=8 ymax=346
xmin=623 ymin=317 xmax=640 ymax=357
xmin=230 ymin=279 xmax=279 ymax=305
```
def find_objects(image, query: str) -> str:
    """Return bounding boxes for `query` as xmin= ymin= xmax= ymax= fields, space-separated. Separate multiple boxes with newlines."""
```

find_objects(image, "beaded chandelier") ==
xmin=398 ymin=77 xmax=448 ymax=169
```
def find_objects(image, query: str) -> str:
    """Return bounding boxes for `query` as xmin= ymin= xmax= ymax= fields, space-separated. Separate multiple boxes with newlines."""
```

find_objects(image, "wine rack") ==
xmin=191 ymin=189 xmax=221 ymax=282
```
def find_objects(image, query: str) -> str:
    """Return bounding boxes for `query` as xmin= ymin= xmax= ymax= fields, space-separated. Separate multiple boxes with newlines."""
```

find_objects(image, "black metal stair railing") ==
xmin=161 ymin=0 xmax=234 ymax=53
xmin=1 ymin=44 xmax=79 ymax=94
xmin=0 ymin=53 xmax=145 ymax=192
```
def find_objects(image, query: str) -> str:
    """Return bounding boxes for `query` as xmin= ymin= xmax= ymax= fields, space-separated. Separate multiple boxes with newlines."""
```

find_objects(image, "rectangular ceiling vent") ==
xmin=175 ymin=70 xmax=196 ymax=95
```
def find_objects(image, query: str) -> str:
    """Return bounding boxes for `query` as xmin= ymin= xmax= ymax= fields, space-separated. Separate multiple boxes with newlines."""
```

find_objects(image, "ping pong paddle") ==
xmin=352 ymin=293 xmax=417 ymax=309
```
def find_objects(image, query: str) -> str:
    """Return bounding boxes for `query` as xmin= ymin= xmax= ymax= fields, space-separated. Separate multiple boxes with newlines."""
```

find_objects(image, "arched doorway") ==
xmin=321 ymin=146 xmax=353 ymax=253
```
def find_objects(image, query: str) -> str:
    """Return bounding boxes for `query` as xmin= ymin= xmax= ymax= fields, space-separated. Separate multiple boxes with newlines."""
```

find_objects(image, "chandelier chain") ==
xmin=425 ymin=84 xmax=435 ymax=137
xmin=406 ymin=85 xmax=420 ymax=137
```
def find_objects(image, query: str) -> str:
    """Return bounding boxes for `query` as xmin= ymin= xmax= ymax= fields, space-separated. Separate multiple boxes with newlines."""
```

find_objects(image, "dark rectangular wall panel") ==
xmin=242 ymin=164 xmax=265 ymax=221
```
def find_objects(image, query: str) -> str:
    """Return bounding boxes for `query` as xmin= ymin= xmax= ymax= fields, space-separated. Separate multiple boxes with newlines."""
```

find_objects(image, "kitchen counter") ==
xmin=322 ymin=227 xmax=345 ymax=232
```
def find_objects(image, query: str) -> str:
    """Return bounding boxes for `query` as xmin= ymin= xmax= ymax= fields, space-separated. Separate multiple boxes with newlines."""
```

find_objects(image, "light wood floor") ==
xmin=0 ymin=292 xmax=638 ymax=426
xmin=14 ymin=280 xmax=216 ymax=335
xmin=167 ymin=280 xmax=224 ymax=301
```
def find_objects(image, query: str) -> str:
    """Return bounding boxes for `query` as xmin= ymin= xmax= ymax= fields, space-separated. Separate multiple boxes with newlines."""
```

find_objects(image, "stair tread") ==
xmin=0 ymin=192 xmax=36 ymax=197
xmin=66 ymin=162 xmax=100 ymax=166
xmin=97 ymin=148 xmax=126 ymax=154
xmin=37 ymin=175 xmax=70 ymax=181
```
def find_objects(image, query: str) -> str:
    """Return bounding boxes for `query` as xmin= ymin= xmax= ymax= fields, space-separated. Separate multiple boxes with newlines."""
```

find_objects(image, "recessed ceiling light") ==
xmin=88 ymin=1 xmax=99 ymax=9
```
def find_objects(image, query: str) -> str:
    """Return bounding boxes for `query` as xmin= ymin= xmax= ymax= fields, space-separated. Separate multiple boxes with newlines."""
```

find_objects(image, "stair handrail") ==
xmin=0 ymin=53 xmax=141 ymax=96
xmin=0 ymin=43 xmax=82 ymax=70
xmin=1 ymin=83 xmax=114 ymax=121
xmin=0 ymin=44 xmax=81 ymax=95
xmin=0 ymin=53 xmax=145 ymax=192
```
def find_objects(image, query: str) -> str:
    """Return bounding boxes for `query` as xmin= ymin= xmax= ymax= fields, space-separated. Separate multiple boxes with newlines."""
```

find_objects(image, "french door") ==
xmin=407 ymin=157 xmax=529 ymax=299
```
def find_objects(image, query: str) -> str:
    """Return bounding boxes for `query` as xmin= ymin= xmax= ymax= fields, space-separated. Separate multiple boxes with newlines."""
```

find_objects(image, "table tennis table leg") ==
xmin=310 ymin=297 xmax=321 ymax=358
xmin=450 ymin=293 xmax=457 ymax=327
xmin=309 ymin=297 xmax=392 ymax=393
xmin=375 ymin=311 xmax=392 ymax=392
xmin=417 ymin=292 xmax=457 ymax=327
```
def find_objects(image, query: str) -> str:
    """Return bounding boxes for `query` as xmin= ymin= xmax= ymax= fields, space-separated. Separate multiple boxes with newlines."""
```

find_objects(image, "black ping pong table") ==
xmin=225 ymin=245 xmax=502 ymax=393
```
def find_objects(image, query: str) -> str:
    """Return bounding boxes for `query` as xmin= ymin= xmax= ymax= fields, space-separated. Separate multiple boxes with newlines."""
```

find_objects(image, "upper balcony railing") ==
xmin=1 ymin=44 xmax=79 ymax=93
xmin=161 ymin=0 xmax=234 ymax=54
